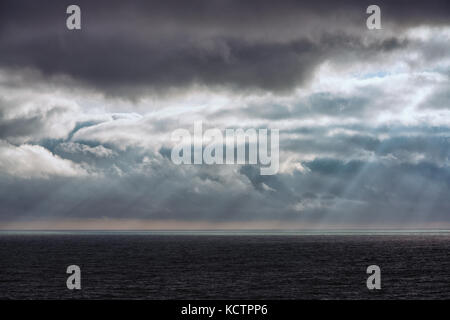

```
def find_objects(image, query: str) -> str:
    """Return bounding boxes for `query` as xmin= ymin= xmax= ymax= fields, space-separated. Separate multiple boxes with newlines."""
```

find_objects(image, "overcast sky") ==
xmin=0 ymin=0 xmax=449 ymax=229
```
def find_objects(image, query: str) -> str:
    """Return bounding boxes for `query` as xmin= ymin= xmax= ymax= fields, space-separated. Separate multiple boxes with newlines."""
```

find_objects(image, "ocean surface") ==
xmin=1 ymin=231 xmax=450 ymax=299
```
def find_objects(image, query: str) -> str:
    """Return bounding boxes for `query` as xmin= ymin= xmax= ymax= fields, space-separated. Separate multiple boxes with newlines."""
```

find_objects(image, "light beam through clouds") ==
xmin=0 ymin=0 xmax=449 ymax=229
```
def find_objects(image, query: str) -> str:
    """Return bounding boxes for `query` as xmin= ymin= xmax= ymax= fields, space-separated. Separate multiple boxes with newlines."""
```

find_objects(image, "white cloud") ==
xmin=0 ymin=141 xmax=88 ymax=178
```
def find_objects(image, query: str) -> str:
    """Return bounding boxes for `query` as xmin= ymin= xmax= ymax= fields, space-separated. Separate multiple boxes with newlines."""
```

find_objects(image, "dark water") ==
xmin=1 ymin=232 xmax=450 ymax=299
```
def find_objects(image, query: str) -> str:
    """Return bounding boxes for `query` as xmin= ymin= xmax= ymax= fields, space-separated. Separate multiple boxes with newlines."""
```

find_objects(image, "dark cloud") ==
xmin=0 ymin=0 xmax=447 ymax=95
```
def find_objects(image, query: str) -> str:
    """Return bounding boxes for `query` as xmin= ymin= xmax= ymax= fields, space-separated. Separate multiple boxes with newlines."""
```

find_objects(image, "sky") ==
xmin=0 ymin=0 xmax=449 ymax=229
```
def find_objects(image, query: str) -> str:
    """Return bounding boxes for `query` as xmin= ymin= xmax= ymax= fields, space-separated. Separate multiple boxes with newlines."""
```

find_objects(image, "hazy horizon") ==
xmin=2 ymin=219 xmax=450 ymax=232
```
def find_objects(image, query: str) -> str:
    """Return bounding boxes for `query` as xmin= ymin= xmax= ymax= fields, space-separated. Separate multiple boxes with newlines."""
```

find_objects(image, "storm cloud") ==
xmin=0 ymin=0 xmax=449 ymax=228
xmin=0 ymin=0 xmax=448 ymax=94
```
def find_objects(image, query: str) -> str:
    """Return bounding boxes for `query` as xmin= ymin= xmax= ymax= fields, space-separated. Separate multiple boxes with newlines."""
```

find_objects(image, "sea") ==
xmin=0 ymin=230 xmax=449 ymax=299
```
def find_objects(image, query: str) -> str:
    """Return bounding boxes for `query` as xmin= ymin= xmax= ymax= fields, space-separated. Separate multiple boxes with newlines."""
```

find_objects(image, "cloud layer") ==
xmin=0 ymin=0 xmax=449 ymax=228
xmin=1 ymin=0 xmax=449 ymax=94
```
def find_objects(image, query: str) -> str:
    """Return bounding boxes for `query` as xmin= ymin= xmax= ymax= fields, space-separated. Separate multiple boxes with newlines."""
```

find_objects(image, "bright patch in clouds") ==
xmin=0 ymin=0 xmax=449 ymax=228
